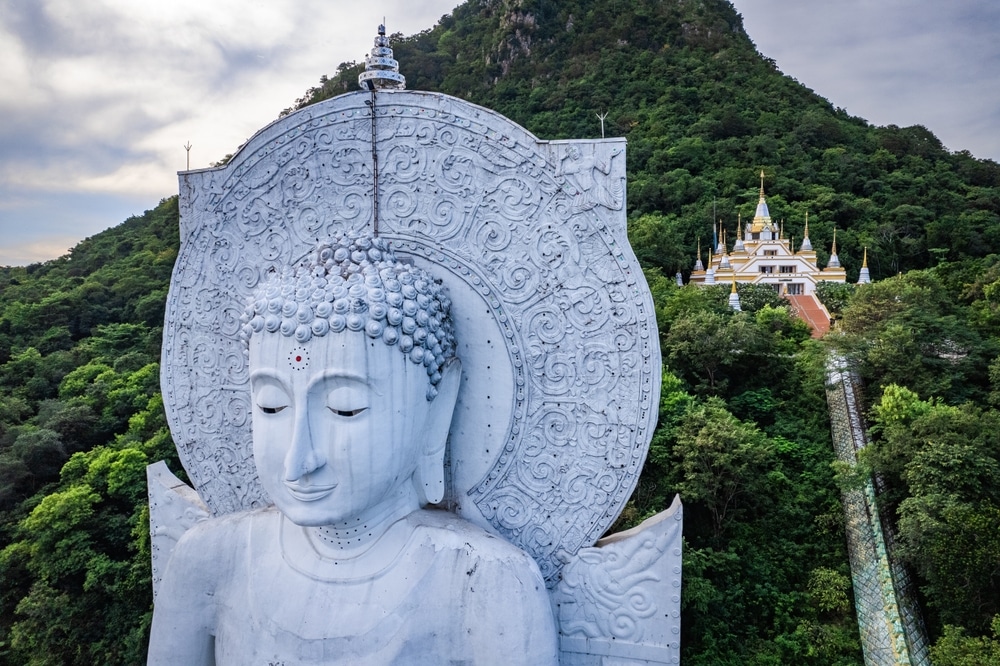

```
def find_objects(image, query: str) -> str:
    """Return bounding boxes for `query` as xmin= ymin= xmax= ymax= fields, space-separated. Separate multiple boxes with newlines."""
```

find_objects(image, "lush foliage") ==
xmin=0 ymin=199 xmax=180 ymax=664
xmin=623 ymin=277 xmax=862 ymax=664
xmin=835 ymin=265 xmax=998 ymax=406
xmin=828 ymin=259 xmax=1000 ymax=659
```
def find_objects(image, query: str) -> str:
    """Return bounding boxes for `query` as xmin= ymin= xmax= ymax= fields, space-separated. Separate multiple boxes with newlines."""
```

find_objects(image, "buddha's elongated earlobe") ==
xmin=414 ymin=358 xmax=462 ymax=505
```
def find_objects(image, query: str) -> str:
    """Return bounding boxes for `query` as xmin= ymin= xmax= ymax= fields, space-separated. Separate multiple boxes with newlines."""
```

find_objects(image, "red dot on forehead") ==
xmin=288 ymin=347 xmax=309 ymax=370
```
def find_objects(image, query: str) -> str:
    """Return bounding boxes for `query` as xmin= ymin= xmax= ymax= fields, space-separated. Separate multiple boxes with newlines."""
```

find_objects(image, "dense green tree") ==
xmin=0 ymin=198 xmax=179 ymax=663
xmin=633 ymin=281 xmax=859 ymax=664
xmin=868 ymin=388 xmax=1000 ymax=633
xmin=836 ymin=269 xmax=996 ymax=404
xmin=930 ymin=617 xmax=1000 ymax=666
xmin=672 ymin=397 xmax=776 ymax=539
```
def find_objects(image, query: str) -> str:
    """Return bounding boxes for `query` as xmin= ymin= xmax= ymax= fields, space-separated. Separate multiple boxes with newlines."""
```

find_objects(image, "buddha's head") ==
xmin=240 ymin=233 xmax=461 ymax=527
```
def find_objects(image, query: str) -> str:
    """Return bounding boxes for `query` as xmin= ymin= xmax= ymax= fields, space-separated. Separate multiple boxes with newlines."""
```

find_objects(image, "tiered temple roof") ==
xmin=689 ymin=172 xmax=863 ymax=296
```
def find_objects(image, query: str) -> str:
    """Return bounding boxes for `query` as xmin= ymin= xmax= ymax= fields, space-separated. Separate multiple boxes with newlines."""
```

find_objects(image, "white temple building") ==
xmin=689 ymin=172 xmax=851 ymax=296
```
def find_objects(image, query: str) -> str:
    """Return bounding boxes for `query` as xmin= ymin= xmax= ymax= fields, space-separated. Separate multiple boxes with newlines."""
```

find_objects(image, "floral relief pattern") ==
xmin=164 ymin=90 xmax=658 ymax=584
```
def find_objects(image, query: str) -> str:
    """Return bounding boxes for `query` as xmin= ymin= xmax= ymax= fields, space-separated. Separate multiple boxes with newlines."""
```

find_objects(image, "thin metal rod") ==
xmin=596 ymin=110 xmax=608 ymax=139
xmin=366 ymin=88 xmax=380 ymax=236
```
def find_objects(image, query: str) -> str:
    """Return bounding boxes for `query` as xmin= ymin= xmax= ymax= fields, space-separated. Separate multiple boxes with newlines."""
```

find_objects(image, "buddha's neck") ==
xmin=309 ymin=485 xmax=419 ymax=559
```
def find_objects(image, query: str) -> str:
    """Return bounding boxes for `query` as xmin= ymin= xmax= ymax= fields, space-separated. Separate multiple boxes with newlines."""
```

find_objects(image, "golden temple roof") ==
xmin=749 ymin=170 xmax=777 ymax=233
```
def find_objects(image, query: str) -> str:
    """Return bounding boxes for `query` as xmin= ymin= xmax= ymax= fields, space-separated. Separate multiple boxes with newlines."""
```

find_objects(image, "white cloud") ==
xmin=0 ymin=0 xmax=458 ymax=196
xmin=0 ymin=237 xmax=79 ymax=266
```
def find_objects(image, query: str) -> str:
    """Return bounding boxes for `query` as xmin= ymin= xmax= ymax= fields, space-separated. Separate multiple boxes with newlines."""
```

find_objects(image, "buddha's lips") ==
xmin=283 ymin=481 xmax=337 ymax=502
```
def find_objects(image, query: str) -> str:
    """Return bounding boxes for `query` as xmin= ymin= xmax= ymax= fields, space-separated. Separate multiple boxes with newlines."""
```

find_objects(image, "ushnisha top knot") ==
xmin=240 ymin=232 xmax=457 ymax=400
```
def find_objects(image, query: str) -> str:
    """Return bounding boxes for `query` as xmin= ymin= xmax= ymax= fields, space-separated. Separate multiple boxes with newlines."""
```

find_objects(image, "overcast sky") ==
xmin=1 ymin=0 xmax=998 ymax=267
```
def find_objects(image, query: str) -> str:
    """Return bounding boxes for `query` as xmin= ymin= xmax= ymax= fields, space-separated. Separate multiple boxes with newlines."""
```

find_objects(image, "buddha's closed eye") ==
xmin=329 ymin=407 xmax=368 ymax=417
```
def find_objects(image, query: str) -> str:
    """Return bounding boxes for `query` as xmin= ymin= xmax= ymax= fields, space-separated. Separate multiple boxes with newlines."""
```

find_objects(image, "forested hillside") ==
xmin=1 ymin=0 xmax=999 ymax=663
xmin=298 ymin=0 xmax=1000 ymax=281
xmin=0 ymin=199 xmax=180 ymax=663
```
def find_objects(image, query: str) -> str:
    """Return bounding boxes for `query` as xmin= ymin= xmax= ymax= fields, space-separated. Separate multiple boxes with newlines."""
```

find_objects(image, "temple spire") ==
xmin=800 ymin=212 xmax=813 ymax=252
xmin=858 ymin=246 xmax=871 ymax=284
xmin=750 ymin=169 xmax=774 ymax=235
xmin=728 ymin=275 xmax=742 ymax=311
xmin=733 ymin=215 xmax=745 ymax=253
xmin=827 ymin=228 xmax=841 ymax=268
xmin=694 ymin=238 xmax=704 ymax=271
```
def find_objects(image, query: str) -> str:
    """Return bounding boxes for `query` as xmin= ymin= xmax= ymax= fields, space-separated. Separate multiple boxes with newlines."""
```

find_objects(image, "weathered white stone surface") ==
xmin=555 ymin=496 xmax=683 ymax=665
xmin=161 ymin=89 xmax=660 ymax=585
xmin=146 ymin=460 xmax=208 ymax=601
xmin=150 ymin=506 xmax=558 ymax=664
xmin=150 ymin=305 xmax=558 ymax=664
xmin=153 ymin=86 xmax=677 ymax=664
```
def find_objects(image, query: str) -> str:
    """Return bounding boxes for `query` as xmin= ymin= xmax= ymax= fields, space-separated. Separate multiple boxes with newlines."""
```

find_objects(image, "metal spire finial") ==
xmin=359 ymin=22 xmax=406 ymax=90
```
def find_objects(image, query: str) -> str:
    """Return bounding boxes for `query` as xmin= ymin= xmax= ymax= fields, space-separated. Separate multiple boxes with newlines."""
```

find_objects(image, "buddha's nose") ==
xmin=284 ymin=408 xmax=327 ymax=481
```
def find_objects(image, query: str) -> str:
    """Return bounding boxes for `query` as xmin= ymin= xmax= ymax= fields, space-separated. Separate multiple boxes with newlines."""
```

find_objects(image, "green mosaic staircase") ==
xmin=825 ymin=355 xmax=931 ymax=666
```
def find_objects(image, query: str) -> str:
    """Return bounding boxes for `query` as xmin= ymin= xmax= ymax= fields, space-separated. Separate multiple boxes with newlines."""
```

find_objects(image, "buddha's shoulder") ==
xmin=175 ymin=506 xmax=279 ymax=552
xmin=405 ymin=509 xmax=541 ymax=570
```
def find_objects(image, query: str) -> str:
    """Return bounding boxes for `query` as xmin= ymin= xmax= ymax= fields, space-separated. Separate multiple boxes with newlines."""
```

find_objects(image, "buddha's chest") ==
xmin=210 ymin=528 xmax=465 ymax=665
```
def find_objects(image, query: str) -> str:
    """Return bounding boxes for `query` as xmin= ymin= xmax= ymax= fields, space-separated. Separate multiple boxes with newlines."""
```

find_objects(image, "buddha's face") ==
xmin=249 ymin=330 xmax=437 ymax=526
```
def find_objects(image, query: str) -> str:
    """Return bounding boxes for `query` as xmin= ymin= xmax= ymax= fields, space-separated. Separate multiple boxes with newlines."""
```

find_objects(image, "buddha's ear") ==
xmin=415 ymin=358 xmax=461 ymax=505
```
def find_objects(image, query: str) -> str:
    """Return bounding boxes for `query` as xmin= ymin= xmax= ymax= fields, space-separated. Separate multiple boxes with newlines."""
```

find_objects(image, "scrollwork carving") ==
xmin=163 ymin=90 xmax=658 ymax=586
xmin=555 ymin=498 xmax=683 ymax=665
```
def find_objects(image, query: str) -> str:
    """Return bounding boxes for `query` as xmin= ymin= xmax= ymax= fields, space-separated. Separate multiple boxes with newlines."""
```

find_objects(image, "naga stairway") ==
xmin=825 ymin=355 xmax=930 ymax=666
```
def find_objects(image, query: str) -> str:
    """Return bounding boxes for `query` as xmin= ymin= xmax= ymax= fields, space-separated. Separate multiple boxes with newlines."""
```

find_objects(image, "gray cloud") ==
xmin=0 ymin=188 xmax=157 ymax=266
xmin=0 ymin=0 xmax=460 ymax=266
xmin=731 ymin=0 xmax=1000 ymax=159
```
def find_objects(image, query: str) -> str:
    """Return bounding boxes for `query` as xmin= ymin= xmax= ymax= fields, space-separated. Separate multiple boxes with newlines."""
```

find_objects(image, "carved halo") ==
xmin=162 ymin=90 xmax=660 ymax=584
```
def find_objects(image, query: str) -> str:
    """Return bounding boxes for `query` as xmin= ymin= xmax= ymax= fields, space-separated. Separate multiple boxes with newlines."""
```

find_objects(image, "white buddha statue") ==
xmin=147 ymin=233 xmax=559 ymax=665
